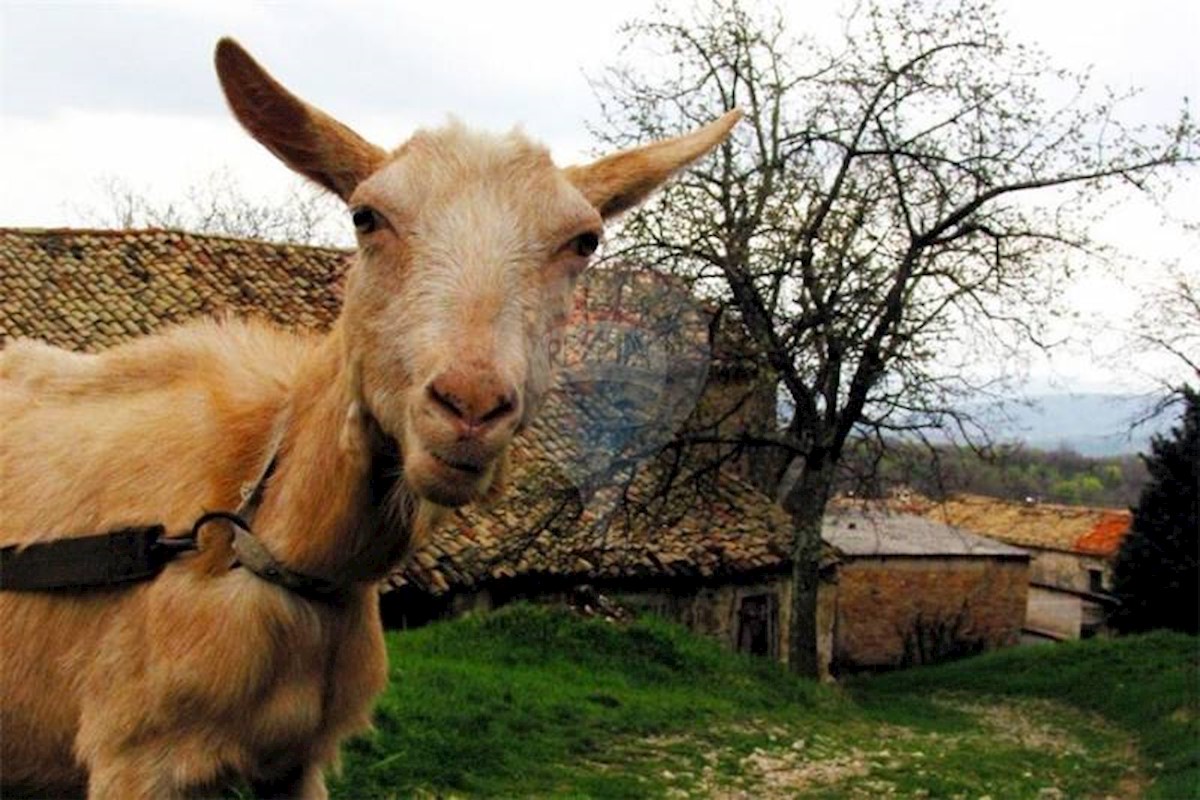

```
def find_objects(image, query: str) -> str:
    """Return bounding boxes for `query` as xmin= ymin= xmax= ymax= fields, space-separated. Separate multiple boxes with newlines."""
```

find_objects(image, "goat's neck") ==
xmin=249 ymin=323 xmax=431 ymax=585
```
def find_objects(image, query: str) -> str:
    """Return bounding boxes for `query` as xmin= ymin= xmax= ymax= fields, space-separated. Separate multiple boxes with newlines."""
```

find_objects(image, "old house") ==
xmin=820 ymin=509 xmax=1029 ymax=671
xmin=392 ymin=484 xmax=1031 ymax=676
xmin=898 ymin=494 xmax=1130 ymax=641
xmin=2 ymin=227 xmax=1030 ymax=674
xmin=381 ymin=400 xmax=799 ymax=657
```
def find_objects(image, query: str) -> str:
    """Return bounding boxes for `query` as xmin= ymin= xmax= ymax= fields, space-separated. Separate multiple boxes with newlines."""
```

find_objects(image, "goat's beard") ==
xmin=335 ymin=420 xmax=436 ymax=582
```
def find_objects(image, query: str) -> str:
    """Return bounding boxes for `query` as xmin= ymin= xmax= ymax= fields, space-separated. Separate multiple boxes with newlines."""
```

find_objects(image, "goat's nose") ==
xmin=426 ymin=368 xmax=519 ymax=435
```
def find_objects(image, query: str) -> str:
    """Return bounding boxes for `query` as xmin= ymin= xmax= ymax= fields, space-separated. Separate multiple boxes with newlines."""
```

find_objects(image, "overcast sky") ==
xmin=1 ymin=0 xmax=1197 ymax=395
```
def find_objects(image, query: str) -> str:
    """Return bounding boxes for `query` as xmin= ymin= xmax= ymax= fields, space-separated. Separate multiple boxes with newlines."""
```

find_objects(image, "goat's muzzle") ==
xmin=404 ymin=364 xmax=521 ymax=507
xmin=424 ymin=366 xmax=520 ymax=438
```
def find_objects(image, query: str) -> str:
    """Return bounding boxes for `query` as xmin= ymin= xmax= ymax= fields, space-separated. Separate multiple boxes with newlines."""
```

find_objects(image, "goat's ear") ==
xmin=564 ymin=110 xmax=742 ymax=219
xmin=214 ymin=38 xmax=387 ymax=201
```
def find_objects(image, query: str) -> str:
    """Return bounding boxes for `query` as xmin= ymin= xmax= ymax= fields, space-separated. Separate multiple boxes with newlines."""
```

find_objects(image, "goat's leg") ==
xmin=249 ymin=763 xmax=327 ymax=800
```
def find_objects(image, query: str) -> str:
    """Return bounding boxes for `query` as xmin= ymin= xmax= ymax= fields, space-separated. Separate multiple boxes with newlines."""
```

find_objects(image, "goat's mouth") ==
xmin=404 ymin=441 xmax=499 ymax=508
xmin=431 ymin=451 xmax=485 ymax=477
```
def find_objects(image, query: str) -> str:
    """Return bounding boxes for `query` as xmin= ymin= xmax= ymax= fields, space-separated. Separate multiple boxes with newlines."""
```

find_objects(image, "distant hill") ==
xmin=797 ymin=392 xmax=1169 ymax=504
xmin=778 ymin=392 xmax=1178 ymax=457
xmin=973 ymin=393 xmax=1175 ymax=457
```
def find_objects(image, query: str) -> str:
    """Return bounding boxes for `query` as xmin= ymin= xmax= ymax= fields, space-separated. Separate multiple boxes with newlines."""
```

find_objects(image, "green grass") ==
xmin=330 ymin=604 xmax=829 ymax=798
xmin=328 ymin=605 xmax=1198 ymax=798
xmin=853 ymin=632 xmax=1200 ymax=799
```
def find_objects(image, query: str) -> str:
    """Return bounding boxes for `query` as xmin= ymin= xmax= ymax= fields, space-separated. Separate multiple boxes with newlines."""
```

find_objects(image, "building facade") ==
xmin=897 ymin=494 xmax=1129 ymax=640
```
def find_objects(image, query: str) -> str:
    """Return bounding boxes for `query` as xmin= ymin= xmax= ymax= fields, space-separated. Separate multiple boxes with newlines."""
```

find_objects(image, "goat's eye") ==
xmin=351 ymin=206 xmax=379 ymax=234
xmin=571 ymin=232 xmax=600 ymax=257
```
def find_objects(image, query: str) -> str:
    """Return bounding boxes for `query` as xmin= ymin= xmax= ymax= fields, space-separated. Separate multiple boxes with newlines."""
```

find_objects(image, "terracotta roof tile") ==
xmin=0 ymin=228 xmax=348 ymax=351
xmin=389 ymin=406 xmax=797 ymax=594
xmin=858 ymin=493 xmax=1131 ymax=557
xmin=1073 ymin=512 xmax=1131 ymax=557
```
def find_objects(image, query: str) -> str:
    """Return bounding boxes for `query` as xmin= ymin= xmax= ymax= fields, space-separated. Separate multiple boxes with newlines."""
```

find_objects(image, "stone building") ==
xmin=2 ymin=227 xmax=1031 ymax=674
xmin=820 ymin=510 xmax=1029 ymax=671
xmin=392 ymin=494 xmax=1031 ymax=676
xmin=897 ymin=494 xmax=1130 ymax=640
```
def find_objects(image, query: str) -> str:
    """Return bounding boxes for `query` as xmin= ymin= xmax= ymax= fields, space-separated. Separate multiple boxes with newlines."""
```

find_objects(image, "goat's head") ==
xmin=215 ymin=39 xmax=739 ymax=508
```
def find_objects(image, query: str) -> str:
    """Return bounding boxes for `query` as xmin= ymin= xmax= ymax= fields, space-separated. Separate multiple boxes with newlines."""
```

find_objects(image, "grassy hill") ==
xmin=328 ymin=606 xmax=1198 ymax=799
xmin=854 ymin=632 xmax=1199 ymax=799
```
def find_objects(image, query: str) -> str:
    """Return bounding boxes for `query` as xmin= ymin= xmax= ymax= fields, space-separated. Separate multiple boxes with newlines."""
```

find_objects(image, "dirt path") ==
xmin=636 ymin=695 xmax=1146 ymax=799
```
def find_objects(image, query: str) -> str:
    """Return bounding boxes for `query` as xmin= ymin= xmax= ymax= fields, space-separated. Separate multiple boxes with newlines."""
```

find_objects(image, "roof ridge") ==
xmin=0 ymin=226 xmax=352 ymax=256
xmin=940 ymin=491 xmax=1130 ymax=516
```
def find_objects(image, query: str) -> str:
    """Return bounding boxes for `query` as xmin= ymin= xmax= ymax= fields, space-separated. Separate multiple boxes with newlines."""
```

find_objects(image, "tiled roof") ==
xmin=823 ymin=508 xmax=1029 ymax=558
xmin=0 ymin=228 xmax=348 ymax=351
xmin=0 ymin=227 xmax=793 ymax=592
xmin=1072 ymin=513 xmax=1131 ymax=557
xmin=888 ymin=493 xmax=1131 ymax=558
xmin=391 ymin=384 xmax=795 ymax=595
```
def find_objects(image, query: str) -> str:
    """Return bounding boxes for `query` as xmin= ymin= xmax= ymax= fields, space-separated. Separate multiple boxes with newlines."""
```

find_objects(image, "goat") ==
xmin=0 ymin=38 xmax=739 ymax=799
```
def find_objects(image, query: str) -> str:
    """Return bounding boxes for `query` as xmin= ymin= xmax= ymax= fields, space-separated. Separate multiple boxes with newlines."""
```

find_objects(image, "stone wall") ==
xmin=826 ymin=557 xmax=1029 ymax=672
xmin=613 ymin=577 xmax=793 ymax=661
xmin=1026 ymin=584 xmax=1083 ymax=640
xmin=688 ymin=365 xmax=783 ymax=493
xmin=1024 ymin=547 xmax=1114 ymax=640
xmin=384 ymin=558 xmax=1027 ymax=678
xmin=385 ymin=577 xmax=798 ymax=662
xmin=1028 ymin=548 xmax=1110 ymax=593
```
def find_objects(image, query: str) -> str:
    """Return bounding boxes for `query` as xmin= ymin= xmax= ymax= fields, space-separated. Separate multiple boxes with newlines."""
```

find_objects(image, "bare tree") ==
xmin=1130 ymin=265 xmax=1200 ymax=383
xmin=75 ymin=168 xmax=349 ymax=247
xmin=1101 ymin=258 xmax=1200 ymax=427
xmin=592 ymin=0 xmax=1198 ymax=675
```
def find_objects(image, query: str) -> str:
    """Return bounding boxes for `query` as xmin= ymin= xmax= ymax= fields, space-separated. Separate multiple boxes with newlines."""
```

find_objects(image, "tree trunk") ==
xmin=783 ymin=460 xmax=834 ymax=678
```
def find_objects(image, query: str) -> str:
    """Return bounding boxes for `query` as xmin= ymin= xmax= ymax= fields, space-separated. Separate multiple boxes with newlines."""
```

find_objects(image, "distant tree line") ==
xmin=836 ymin=440 xmax=1149 ymax=508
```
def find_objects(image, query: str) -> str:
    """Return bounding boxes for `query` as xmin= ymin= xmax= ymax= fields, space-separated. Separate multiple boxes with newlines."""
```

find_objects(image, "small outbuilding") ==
xmin=895 ymin=494 xmax=1130 ymax=641
xmin=820 ymin=508 xmax=1030 ymax=672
